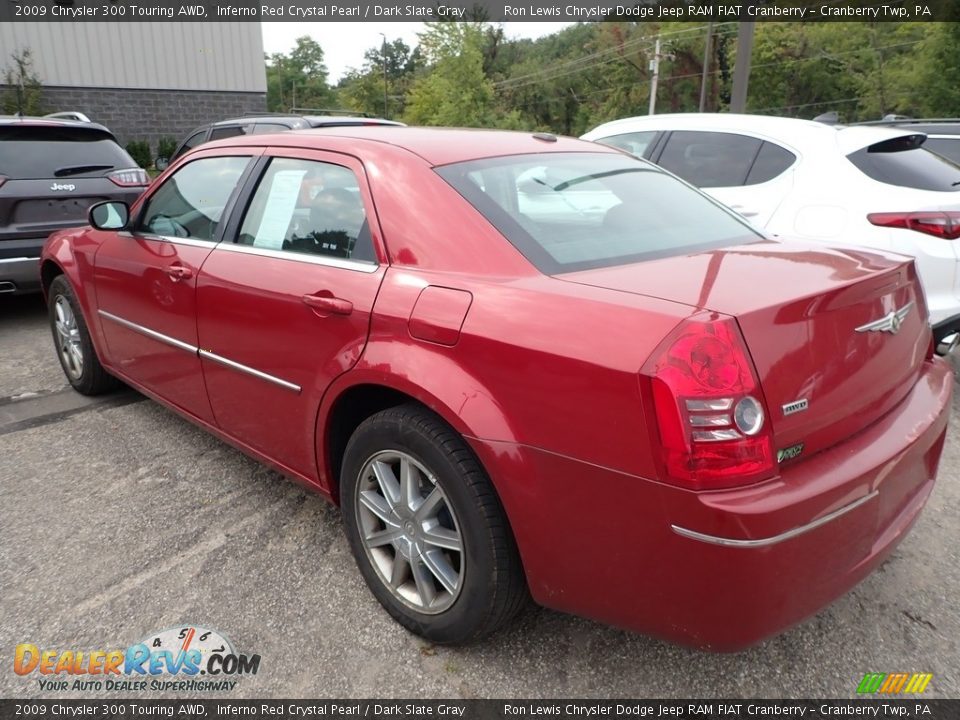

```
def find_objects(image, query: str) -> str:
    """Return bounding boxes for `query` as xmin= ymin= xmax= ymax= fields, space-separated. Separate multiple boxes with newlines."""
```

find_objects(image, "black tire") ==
xmin=48 ymin=275 xmax=118 ymax=396
xmin=341 ymin=403 xmax=528 ymax=644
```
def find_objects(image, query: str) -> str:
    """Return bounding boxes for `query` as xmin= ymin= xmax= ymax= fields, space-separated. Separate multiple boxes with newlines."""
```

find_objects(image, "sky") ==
xmin=260 ymin=22 xmax=574 ymax=82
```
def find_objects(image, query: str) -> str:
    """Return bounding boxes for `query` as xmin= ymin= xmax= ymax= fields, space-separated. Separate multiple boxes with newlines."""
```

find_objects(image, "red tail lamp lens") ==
xmin=644 ymin=316 xmax=776 ymax=490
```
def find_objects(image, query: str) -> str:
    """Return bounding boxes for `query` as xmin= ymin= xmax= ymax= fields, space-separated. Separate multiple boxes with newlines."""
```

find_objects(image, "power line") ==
xmin=492 ymin=23 xmax=739 ymax=91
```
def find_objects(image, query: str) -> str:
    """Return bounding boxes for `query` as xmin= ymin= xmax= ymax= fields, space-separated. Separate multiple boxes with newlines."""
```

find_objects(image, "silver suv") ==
xmin=0 ymin=118 xmax=148 ymax=294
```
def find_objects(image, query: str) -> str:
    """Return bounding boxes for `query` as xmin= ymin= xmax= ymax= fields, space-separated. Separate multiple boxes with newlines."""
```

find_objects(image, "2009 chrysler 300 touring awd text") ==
xmin=40 ymin=128 xmax=952 ymax=651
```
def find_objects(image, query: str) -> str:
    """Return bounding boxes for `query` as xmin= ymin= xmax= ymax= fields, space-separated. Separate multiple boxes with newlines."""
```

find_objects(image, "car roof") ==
xmin=304 ymin=116 xmax=404 ymax=127
xmin=863 ymin=120 xmax=960 ymax=135
xmin=208 ymin=114 xmax=400 ymax=129
xmin=206 ymin=126 xmax=618 ymax=166
xmin=582 ymin=112 xmax=926 ymax=155
xmin=0 ymin=116 xmax=116 ymax=140
xmin=0 ymin=116 xmax=113 ymax=134
xmin=211 ymin=115 xmax=303 ymax=128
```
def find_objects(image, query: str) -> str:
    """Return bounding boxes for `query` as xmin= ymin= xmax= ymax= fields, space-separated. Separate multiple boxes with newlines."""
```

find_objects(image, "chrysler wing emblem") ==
xmin=855 ymin=302 xmax=914 ymax=335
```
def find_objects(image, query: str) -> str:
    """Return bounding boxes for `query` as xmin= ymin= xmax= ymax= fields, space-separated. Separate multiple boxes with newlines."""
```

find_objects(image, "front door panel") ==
xmin=93 ymin=153 xmax=255 ymax=422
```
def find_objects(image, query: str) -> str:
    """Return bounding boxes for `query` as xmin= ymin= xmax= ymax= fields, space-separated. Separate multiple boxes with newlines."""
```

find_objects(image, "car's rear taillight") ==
xmin=643 ymin=314 xmax=776 ymax=491
xmin=868 ymin=211 xmax=960 ymax=240
xmin=108 ymin=168 xmax=150 ymax=187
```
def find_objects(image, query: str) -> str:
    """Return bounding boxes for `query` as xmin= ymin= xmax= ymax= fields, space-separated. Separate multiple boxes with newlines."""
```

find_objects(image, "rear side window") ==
xmin=922 ymin=137 xmax=960 ymax=165
xmin=595 ymin=131 xmax=658 ymax=158
xmin=847 ymin=135 xmax=960 ymax=191
xmin=0 ymin=126 xmax=136 ymax=179
xmin=745 ymin=142 xmax=796 ymax=185
xmin=209 ymin=125 xmax=250 ymax=141
xmin=436 ymin=153 xmax=760 ymax=274
xmin=251 ymin=123 xmax=293 ymax=134
xmin=237 ymin=157 xmax=375 ymax=263
xmin=657 ymin=131 xmax=762 ymax=187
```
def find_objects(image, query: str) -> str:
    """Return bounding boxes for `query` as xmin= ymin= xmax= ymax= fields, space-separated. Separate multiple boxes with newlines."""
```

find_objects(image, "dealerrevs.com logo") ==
xmin=14 ymin=625 xmax=260 ymax=692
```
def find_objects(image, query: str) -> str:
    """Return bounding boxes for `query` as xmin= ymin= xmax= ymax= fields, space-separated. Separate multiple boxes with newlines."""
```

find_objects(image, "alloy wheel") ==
xmin=355 ymin=450 xmax=464 ymax=614
xmin=54 ymin=295 xmax=84 ymax=380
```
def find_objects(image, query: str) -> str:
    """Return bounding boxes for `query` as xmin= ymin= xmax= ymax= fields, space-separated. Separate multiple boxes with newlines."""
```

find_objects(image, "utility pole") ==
xmin=699 ymin=23 xmax=714 ymax=112
xmin=379 ymin=33 xmax=388 ymax=118
xmin=730 ymin=21 xmax=755 ymax=113
xmin=648 ymin=37 xmax=662 ymax=115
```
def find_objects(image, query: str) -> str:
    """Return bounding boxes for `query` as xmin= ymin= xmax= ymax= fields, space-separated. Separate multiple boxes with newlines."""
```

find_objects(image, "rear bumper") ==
xmin=471 ymin=357 xmax=952 ymax=651
xmin=0 ymin=238 xmax=44 ymax=293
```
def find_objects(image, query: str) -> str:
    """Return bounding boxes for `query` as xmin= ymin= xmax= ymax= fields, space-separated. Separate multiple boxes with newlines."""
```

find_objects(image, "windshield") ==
xmin=436 ymin=153 xmax=762 ymax=273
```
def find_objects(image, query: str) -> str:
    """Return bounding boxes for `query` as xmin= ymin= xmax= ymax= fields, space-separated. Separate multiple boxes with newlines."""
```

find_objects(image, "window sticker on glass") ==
xmin=253 ymin=170 xmax=307 ymax=249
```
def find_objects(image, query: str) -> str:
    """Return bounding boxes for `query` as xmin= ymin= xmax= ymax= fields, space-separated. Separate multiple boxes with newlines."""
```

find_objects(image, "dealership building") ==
xmin=0 ymin=22 xmax=267 ymax=148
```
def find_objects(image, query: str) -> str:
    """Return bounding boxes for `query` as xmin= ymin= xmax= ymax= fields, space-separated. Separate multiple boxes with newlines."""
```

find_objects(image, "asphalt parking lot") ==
xmin=1 ymin=293 xmax=958 ymax=700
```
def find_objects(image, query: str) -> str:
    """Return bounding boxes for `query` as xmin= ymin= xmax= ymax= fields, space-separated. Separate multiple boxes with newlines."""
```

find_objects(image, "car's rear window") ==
xmin=436 ymin=153 xmax=761 ymax=273
xmin=0 ymin=125 xmax=136 ymax=179
xmin=847 ymin=134 xmax=960 ymax=192
xmin=923 ymin=137 xmax=960 ymax=165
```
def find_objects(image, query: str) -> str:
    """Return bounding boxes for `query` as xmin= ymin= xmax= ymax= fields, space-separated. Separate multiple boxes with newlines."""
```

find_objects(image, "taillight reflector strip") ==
xmin=868 ymin=211 xmax=960 ymax=240
xmin=108 ymin=168 xmax=150 ymax=187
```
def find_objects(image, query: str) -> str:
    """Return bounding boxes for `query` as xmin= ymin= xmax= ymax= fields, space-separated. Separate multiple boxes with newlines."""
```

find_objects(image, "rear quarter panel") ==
xmin=321 ymin=153 xmax=700 ymax=487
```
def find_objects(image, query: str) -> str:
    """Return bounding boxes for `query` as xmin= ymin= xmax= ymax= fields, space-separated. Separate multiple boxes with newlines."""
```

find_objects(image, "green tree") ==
xmin=338 ymin=39 xmax=421 ymax=118
xmin=265 ymin=36 xmax=334 ymax=112
xmin=910 ymin=19 xmax=960 ymax=116
xmin=2 ymin=49 xmax=44 ymax=116
xmin=404 ymin=23 xmax=495 ymax=127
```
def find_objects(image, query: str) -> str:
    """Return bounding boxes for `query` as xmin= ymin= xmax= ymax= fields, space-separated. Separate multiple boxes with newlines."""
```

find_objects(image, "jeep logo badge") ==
xmin=50 ymin=183 xmax=76 ymax=191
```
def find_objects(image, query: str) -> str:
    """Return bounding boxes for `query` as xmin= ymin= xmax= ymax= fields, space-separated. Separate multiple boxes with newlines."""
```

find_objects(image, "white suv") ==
xmin=582 ymin=113 xmax=960 ymax=349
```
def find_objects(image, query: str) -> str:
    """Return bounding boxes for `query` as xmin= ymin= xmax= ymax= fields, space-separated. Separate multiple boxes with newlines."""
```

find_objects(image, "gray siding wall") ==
xmin=0 ymin=22 xmax=266 ymax=92
xmin=36 ymin=86 xmax=267 ymax=149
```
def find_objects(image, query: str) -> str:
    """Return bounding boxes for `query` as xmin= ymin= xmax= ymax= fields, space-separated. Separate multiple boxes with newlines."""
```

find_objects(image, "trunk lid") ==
xmin=559 ymin=240 xmax=930 ymax=460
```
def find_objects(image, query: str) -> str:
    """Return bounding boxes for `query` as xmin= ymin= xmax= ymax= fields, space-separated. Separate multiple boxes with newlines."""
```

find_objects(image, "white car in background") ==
xmin=582 ymin=113 xmax=960 ymax=351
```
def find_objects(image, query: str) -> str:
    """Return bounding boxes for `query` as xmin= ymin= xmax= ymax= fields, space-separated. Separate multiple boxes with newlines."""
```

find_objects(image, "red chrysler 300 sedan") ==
xmin=41 ymin=128 xmax=952 ymax=650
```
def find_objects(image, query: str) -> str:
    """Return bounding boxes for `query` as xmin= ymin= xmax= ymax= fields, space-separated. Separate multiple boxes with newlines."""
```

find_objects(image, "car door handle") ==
xmin=302 ymin=293 xmax=353 ymax=316
xmin=730 ymin=205 xmax=759 ymax=218
xmin=164 ymin=263 xmax=193 ymax=282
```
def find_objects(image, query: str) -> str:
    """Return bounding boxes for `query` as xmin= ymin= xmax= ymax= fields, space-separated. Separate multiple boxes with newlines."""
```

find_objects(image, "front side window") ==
xmin=657 ymin=131 xmax=763 ymax=188
xmin=138 ymin=156 xmax=250 ymax=241
xmin=437 ymin=153 xmax=760 ymax=274
xmin=237 ymin=157 xmax=375 ymax=263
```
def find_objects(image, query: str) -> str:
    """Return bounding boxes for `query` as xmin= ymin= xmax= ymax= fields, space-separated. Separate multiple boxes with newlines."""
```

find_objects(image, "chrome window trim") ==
xmin=671 ymin=490 xmax=879 ymax=548
xmin=123 ymin=232 xmax=219 ymax=250
xmin=215 ymin=241 xmax=379 ymax=273
xmin=198 ymin=349 xmax=301 ymax=394
xmin=99 ymin=309 xmax=301 ymax=394
xmin=98 ymin=309 xmax=197 ymax=354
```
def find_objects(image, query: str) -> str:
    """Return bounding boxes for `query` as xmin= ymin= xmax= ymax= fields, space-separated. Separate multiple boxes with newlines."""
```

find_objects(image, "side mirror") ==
xmin=155 ymin=157 xmax=169 ymax=171
xmin=89 ymin=201 xmax=130 ymax=230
